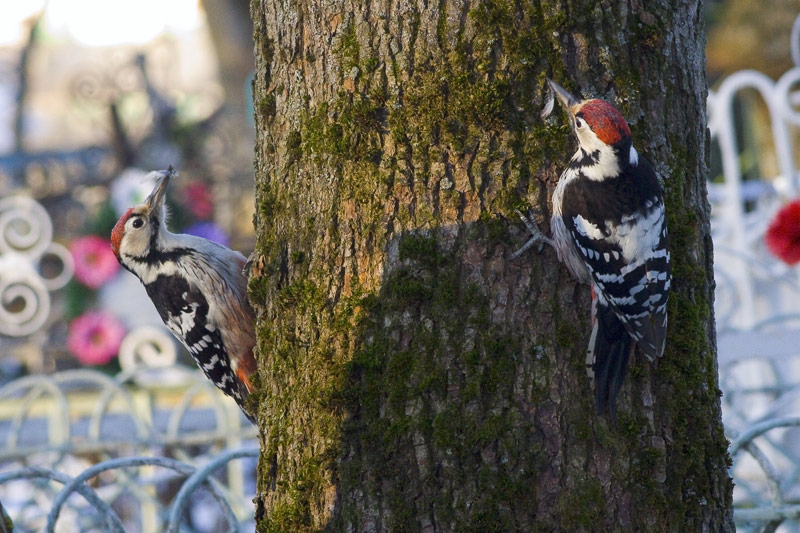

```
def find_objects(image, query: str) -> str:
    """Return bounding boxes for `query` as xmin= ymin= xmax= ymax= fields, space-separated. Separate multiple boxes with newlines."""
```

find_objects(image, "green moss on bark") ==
xmin=251 ymin=0 xmax=732 ymax=530
xmin=330 ymin=229 xmax=541 ymax=531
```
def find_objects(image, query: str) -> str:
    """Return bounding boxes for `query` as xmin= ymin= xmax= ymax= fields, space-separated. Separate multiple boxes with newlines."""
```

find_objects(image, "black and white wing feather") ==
xmin=561 ymin=157 xmax=671 ymax=360
xmin=145 ymin=273 xmax=253 ymax=421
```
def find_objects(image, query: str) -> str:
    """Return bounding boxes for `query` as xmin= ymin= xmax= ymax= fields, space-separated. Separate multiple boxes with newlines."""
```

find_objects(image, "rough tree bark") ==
xmin=248 ymin=0 xmax=734 ymax=531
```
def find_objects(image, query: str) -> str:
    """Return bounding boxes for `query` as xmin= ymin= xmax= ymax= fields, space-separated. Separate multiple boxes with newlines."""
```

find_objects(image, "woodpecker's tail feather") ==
xmin=232 ymin=382 xmax=255 ymax=425
xmin=587 ymin=301 xmax=633 ymax=424
xmin=629 ymin=309 xmax=668 ymax=361
xmin=238 ymin=397 xmax=256 ymax=425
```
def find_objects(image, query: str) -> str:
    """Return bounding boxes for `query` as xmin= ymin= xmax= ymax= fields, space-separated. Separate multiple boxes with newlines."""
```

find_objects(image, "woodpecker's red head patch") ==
xmin=111 ymin=207 xmax=134 ymax=257
xmin=576 ymin=99 xmax=631 ymax=146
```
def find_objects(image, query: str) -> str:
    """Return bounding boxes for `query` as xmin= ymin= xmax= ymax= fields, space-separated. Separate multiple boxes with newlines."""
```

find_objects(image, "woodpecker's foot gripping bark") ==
xmin=510 ymin=209 xmax=554 ymax=259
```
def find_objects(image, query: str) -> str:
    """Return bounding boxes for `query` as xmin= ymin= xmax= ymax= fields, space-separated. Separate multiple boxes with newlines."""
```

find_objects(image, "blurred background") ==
xmin=3 ymin=0 xmax=800 ymax=531
xmin=0 ymin=1 xmax=259 ymax=531
xmin=0 ymin=0 xmax=254 ymax=378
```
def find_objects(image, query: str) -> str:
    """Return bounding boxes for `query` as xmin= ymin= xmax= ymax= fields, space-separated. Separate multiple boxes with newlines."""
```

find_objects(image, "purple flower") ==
xmin=71 ymin=235 xmax=120 ymax=289
xmin=185 ymin=222 xmax=229 ymax=247
xmin=67 ymin=311 xmax=126 ymax=366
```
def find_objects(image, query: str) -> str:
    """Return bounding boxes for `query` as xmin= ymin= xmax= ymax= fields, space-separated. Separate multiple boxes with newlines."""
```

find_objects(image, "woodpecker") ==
xmin=513 ymin=80 xmax=671 ymax=422
xmin=111 ymin=168 xmax=257 ymax=424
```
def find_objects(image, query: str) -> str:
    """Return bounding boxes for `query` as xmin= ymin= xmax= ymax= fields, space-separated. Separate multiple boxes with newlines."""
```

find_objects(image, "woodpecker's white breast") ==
xmin=551 ymin=165 xmax=593 ymax=284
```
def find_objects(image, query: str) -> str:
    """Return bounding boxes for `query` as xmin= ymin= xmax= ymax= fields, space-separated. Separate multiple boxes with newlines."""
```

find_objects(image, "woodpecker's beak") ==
xmin=144 ymin=166 xmax=176 ymax=220
xmin=547 ymin=79 xmax=580 ymax=113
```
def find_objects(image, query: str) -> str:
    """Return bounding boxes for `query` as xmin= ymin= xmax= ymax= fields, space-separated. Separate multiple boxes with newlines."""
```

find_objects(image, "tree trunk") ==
xmin=248 ymin=1 xmax=734 ymax=531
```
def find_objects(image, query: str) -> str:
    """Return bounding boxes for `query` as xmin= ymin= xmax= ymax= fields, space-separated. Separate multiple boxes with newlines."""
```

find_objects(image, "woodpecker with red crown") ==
xmin=513 ymin=80 xmax=671 ymax=422
xmin=111 ymin=167 xmax=257 ymax=423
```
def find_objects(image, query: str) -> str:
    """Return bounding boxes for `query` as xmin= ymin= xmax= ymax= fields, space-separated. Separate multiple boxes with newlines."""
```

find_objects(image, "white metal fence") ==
xmin=710 ymin=12 xmax=800 ymax=532
xmin=0 ymin=367 xmax=258 ymax=532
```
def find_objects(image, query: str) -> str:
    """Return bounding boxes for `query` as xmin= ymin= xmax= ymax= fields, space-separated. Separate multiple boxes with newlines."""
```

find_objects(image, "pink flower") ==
xmin=183 ymin=182 xmax=213 ymax=220
xmin=766 ymin=199 xmax=800 ymax=265
xmin=67 ymin=311 xmax=126 ymax=366
xmin=71 ymin=235 xmax=120 ymax=288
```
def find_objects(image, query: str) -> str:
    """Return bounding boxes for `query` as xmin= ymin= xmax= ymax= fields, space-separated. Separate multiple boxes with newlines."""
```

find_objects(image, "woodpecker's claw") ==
xmin=243 ymin=251 xmax=265 ymax=278
xmin=510 ymin=209 xmax=554 ymax=259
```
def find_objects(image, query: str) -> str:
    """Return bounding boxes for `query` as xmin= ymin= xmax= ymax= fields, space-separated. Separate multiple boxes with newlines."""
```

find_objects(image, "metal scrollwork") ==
xmin=118 ymin=325 xmax=177 ymax=372
xmin=0 ymin=368 xmax=257 ymax=532
xmin=0 ymin=196 xmax=52 ymax=258
xmin=710 ymin=14 xmax=800 ymax=531
xmin=0 ymin=197 xmax=73 ymax=337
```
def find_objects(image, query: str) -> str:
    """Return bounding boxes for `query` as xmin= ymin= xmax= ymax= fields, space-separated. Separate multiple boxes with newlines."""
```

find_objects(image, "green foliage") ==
xmin=63 ymin=280 xmax=95 ymax=321
xmin=84 ymin=202 xmax=119 ymax=238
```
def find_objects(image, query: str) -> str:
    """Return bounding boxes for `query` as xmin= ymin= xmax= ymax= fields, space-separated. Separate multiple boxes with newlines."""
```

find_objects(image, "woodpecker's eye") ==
xmin=575 ymin=117 xmax=585 ymax=129
xmin=132 ymin=217 xmax=144 ymax=229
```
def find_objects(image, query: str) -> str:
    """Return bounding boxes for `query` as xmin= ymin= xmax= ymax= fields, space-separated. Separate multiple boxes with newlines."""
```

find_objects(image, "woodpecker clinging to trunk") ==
xmin=513 ymin=80 xmax=671 ymax=422
xmin=111 ymin=167 xmax=257 ymax=423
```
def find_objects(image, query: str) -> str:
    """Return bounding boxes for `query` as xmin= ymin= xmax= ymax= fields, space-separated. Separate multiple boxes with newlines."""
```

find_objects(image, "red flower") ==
xmin=67 ymin=311 xmax=126 ymax=366
xmin=183 ymin=182 xmax=213 ymax=220
xmin=766 ymin=199 xmax=800 ymax=265
xmin=71 ymin=235 xmax=120 ymax=288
